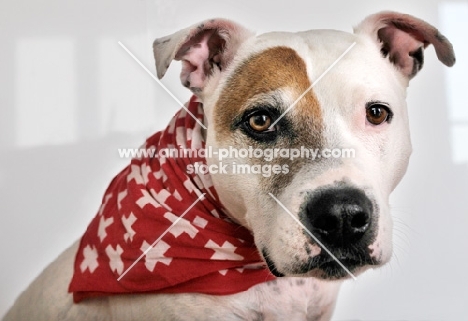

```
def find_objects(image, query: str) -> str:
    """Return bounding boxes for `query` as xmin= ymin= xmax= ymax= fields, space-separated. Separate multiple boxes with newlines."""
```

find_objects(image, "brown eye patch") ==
xmin=214 ymin=46 xmax=322 ymax=144
xmin=213 ymin=46 xmax=324 ymax=195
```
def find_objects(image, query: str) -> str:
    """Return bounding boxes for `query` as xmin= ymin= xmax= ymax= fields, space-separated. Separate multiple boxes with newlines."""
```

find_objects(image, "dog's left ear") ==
xmin=354 ymin=11 xmax=455 ymax=79
xmin=154 ymin=19 xmax=253 ymax=95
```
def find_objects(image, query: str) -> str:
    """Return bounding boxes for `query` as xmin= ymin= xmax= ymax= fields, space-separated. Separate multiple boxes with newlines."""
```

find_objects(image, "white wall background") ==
xmin=1 ymin=0 xmax=467 ymax=320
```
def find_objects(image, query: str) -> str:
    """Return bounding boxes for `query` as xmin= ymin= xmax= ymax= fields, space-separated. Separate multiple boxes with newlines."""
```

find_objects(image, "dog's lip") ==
xmin=307 ymin=253 xmax=374 ymax=279
xmin=317 ymin=256 xmax=361 ymax=269
xmin=315 ymin=252 xmax=373 ymax=267
xmin=262 ymin=247 xmax=374 ymax=278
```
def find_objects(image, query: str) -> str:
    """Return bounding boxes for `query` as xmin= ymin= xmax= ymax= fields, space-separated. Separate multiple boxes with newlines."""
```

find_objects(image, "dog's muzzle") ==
xmin=262 ymin=185 xmax=379 ymax=279
xmin=260 ymin=185 xmax=376 ymax=279
xmin=299 ymin=186 xmax=377 ymax=278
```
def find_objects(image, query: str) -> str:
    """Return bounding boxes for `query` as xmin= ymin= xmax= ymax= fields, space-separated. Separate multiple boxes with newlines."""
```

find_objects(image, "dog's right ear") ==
xmin=354 ymin=11 xmax=455 ymax=79
xmin=154 ymin=19 xmax=253 ymax=95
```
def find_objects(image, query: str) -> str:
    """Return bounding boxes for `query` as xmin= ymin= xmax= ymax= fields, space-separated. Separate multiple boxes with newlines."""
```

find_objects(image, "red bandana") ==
xmin=69 ymin=96 xmax=275 ymax=302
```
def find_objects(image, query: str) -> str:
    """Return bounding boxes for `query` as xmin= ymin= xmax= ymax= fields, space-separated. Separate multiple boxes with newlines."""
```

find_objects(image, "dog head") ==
xmin=154 ymin=12 xmax=455 ymax=280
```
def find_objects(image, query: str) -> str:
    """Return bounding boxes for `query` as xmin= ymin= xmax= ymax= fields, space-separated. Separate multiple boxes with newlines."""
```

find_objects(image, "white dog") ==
xmin=3 ymin=11 xmax=455 ymax=321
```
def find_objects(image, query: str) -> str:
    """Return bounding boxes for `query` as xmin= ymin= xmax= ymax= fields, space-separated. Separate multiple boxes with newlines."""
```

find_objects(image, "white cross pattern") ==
xmin=175 ymin=126 xmax=187 ymax=147
xmin=183 ymin=178 xmax=197 ymax=194
xmin=188 ymin=128 xmax=203 ymax=150
xmin=136 ymin=189 xmax=161 ymax=210
xmin=105 ymin=244 xmax=124 ymax=275
xmin=122 ymin=212 xmax=137 ymax=242
xmin=163 ymin=212 xmax=198 ymax=239
xmin=218 ymin=269 xmax=228 ymax=276
xmin=173 ymin=189 xmax=182 ymax=201
xmin=153 ymin=168 xmax=168 ymax=183
xmin=205 ymin=240 xmax=244 ymax=261
xmin=150 ymin=188 xmax=172 ymax=211
xmin=117 ymin=190 xmax=127 ymax=211
xmin=186 ymin=128 xmax=194 ymax=146
xmin=98 ymin=216 xmax=114 ymax=242
xmin=80 ymin=245 xmax=99 ymax=273
xmin=127 ymin=164 xmax=144 ymax=185
xmin=140 ymin=240 xmax=172 ymax=272
xmin=193 ymin=215 xmax=208 ymax=229
xmin=183 ymin=178 xmax=205 ymax=198
xmin=141 ymin=163 xmax=152 ymax=184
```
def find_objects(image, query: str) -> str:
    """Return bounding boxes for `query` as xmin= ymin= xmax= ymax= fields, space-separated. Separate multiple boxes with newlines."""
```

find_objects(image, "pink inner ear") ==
xmin=378 ymin=26 xmax=424 ymax=77
xmin=179 ymin=32 xmax=212 ymax=89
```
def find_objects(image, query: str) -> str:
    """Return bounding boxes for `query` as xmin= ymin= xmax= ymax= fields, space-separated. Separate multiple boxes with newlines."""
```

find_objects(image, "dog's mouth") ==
xmin=262 ymin=249 xmax=376 ymax=280
xmin=303 ymin=253 xmax=375 ymax=280
xmin=311 ymin=255 xmax=372 ymax=279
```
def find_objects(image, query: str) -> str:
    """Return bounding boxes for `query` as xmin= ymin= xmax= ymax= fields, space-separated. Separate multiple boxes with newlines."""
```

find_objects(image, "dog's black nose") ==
xmin=305 ymin=187 xmax=373 ymax=247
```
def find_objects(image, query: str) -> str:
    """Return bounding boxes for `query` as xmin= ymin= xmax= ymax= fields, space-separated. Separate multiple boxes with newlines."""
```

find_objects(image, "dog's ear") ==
xmin=153 ymin=19 xmax=253 ymax=94
xmin=354 ymin=11 xmax=455 ymax=79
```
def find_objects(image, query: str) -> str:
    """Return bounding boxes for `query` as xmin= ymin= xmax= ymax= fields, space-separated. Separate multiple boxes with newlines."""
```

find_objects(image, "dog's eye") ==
xmin=366 ymin=103 xmax=392 ymax=125
xmin=236 ymin=107 xmax=281 ymax=142
xmin=248 ymin=113 xmax=274 ymax=132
